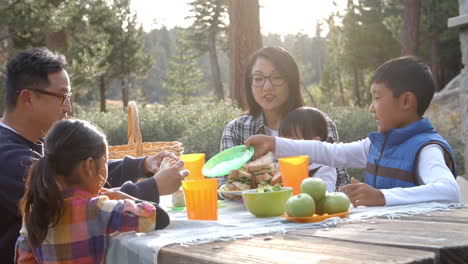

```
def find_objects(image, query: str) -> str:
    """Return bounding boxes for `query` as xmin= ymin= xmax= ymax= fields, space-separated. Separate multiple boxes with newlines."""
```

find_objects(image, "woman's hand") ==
xmin=244 ymin=135 xmax=276 ymax=159
xmin=99 ymin=188 xmax=138 ymax=201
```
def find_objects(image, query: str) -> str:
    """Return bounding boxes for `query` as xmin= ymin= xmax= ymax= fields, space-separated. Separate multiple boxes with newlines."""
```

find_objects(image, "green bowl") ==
xmin=242 ymin=187 xmax=293 ymax=218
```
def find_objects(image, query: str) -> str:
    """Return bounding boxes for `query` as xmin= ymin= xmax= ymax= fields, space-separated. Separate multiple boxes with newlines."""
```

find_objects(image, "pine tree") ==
xmin=162 ymin=30 xmax=205 ymax=105
xmin=186 ymin=0 xmax=227 ymax=101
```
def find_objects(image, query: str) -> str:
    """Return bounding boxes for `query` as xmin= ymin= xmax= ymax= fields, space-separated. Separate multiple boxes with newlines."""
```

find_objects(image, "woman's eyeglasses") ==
xmin=250 ymin=74 xmax=285 ymax=87
xmin=23 ymin=88 xmax=72 ymax=106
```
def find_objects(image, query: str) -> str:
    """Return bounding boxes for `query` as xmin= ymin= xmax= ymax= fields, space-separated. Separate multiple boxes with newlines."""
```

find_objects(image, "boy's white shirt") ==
xmin=309 ymin=163 xmax=337 ymax=193
xmin=276 ymin=137 xmax=461 ymax=206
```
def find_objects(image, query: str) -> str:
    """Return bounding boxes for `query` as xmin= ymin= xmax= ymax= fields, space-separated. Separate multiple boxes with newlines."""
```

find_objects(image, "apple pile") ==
xmin=285 ymin=178 xmax=350 ymax=217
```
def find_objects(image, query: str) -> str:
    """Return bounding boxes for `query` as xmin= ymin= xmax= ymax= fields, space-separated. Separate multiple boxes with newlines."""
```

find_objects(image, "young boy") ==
xmin=279 ymin=106 xmax=337 ymax=192
xmin=245 ymin=57 xmax=460 ymax=207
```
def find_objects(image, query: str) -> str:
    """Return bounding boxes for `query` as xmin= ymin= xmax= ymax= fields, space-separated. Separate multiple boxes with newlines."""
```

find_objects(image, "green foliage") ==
xmin=77 ymin=102 xmax=464 ymax=178
xmin=426 ymin=107 xmax=465 ymax=175
xmin=321 ymin=105 xmax=376 ymax=181
xmin=162 ymin=30 xmax=206 ymax=105
xmin=185 ymin=0 xmax=227 ymax=54
xmin=77 ymin=100 xmax=241 ymax=158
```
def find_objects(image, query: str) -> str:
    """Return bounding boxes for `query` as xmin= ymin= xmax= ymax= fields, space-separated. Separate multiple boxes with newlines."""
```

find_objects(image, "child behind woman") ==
xmin=15 ymin=119 xmax=169 ymax=263
xmin=279 ymin=107 xmax=337 ymax=192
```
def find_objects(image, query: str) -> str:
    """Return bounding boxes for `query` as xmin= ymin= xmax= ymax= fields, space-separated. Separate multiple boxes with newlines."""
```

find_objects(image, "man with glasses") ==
xmin=0 ymin=48 xmax=187 ymax=263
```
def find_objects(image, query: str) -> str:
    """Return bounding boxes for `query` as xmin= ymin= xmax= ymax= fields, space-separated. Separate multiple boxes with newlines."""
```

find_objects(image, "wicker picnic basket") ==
xmin=108 ymin=101 xmax=184 ymax=159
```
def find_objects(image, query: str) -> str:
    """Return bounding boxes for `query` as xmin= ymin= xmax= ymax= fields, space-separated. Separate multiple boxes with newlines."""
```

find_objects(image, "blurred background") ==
xmin=0 ymin=0 xmax=463 ymax=179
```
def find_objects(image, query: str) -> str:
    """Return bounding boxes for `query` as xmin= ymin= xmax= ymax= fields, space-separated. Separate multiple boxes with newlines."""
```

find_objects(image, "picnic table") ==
xmin=107 ymin=198 xmax=468 ymax=264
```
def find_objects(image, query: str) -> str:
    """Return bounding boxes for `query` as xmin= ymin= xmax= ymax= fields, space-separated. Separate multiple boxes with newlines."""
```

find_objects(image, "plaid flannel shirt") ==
xmin=15 ymin=189 xmax=156 ymax=264
xmin=220 ymin=113 xmax=350 ymax=190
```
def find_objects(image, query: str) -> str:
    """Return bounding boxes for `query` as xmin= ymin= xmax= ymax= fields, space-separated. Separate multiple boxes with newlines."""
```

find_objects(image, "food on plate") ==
xmin=257 ymin=183 xmax=282 ymax=193
xmin=225 ymin=169 xmax=254 ymax=191
xmin=223 ymin=152 xmax=281 ymax=193
xmin=160 ymin=157 xmax=176 ymax=170
xmin=245 ymin=152 xmax=275 ymax=185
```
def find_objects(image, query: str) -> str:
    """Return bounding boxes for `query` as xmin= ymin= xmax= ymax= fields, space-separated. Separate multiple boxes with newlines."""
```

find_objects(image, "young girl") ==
xmin=15 ymin=119 xmax=169 ymax=263
xmin=279 ymin=107 xmax=337 ymax=192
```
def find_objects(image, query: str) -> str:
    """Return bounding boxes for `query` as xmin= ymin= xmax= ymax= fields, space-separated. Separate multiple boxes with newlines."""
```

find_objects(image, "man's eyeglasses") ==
xmin=250 ymin=74 xmax=286 ymax=87
xmin=23 ymin=88 xmax=72 ymax=106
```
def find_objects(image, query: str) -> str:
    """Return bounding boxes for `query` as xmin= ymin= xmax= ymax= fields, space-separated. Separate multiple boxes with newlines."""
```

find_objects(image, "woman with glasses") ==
xmin=220 ymin=45 xmax=350 ymax=191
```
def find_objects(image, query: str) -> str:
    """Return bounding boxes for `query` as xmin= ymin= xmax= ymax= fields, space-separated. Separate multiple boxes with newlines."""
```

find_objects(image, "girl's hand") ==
xmin=99 ymin=188 xmax=138 ymax=201
xmin=244 ymin=135 xmax=276 ymax=159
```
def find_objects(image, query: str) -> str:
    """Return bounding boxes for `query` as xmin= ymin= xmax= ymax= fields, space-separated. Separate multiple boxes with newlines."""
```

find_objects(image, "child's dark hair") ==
xmin=279 ymin=107 xmax=328 ymax=141
xmin=5 ymin=47 xmax=67 ymax=111
xmin=20 ymin=119 xmax=107 ymax=247
xmin=370 ymin=56 xmax=435 ymax=116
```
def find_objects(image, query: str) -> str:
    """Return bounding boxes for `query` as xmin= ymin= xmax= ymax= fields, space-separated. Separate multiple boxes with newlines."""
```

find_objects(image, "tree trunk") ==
xmin=353 ymin=66 xmax=362 ymax=107
xmin=430 ymin=30 xmax=441 ymax=91
xmin=99 ymin=76 xmax=107 ymax=113
xmin=301 ymin=82 xmax=316 ymax=106
xmin=207 ymin=28 xmax=224 ymax=100
xmin=401 ymin=0 xmax=421 ymax=56
xmin=46 ymin=30 xmax=67 ymax=53
xmin=337 ymin=70 xmax=345 ymax=105
xmin=121 ymin=78 xmax=129 ymax=110
xmin=228 ymin=0 xmax=262 ymax=109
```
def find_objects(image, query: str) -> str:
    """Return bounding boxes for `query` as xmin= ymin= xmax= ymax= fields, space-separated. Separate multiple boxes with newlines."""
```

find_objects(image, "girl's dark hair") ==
xmin=244 ymin=46 xmax=304 ymax=117
xmin=20 ymin=119 xmax=107 ymax=247
xmin=279 ymin=107 xmax=328 ymax=141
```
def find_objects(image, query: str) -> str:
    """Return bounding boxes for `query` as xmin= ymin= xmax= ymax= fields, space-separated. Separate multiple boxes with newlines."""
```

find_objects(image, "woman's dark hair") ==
xmin=279 ymin=107 xmax=328 ymax=141
xmin=5 ymin=47 xmax=67 ymax=111
xmin=370 ymin=56 xmax=434 ymax=116
xmin=19 ymin=119 xmax=107 ymax=247
xmin=244 ymin=46 xmax=304 ymax=117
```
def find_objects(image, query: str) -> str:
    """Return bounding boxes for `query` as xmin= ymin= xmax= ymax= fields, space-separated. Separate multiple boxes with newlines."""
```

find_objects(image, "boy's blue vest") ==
xmin=366 ymin=118 xmax=457 ymax=189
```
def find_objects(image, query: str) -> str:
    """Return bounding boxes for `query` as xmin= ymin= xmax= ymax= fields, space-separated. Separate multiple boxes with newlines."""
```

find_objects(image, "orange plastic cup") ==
xmin=182 ymin=178 xmax=218 ymax=220
xmin=278 ymin=156 xmax=309 ymax=195
xmin=181 ymin=153 xmax=205 ymax=180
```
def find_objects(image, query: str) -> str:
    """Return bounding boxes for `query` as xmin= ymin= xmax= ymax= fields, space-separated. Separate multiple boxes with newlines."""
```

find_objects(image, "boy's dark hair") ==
xmin=19 ymin=119 xmax=107 ymax=247
xmin=280 ymin=107 xmax=328 ymax=141
xmin=244 ymin=46 xmax=304 ymax=117
xmin=371 ymin=56 xmax=434 ymax=116
xmin=5 ymin=47 xmax=67 ymax=111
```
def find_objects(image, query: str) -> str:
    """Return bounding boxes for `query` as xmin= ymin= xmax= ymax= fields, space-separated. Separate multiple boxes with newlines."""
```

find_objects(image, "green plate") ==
xmin=202 ymin=145 xmax=254 ymax=177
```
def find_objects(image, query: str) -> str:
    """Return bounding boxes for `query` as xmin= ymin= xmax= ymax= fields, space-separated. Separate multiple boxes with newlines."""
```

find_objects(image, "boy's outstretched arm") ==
xmin=340 ymin=177 xmax=386 ymax=207
xmin=244 ymin=135 xmax=276 ymax=159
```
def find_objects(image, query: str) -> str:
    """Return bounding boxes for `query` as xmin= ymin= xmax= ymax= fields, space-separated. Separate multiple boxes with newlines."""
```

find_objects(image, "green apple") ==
xmin=322 ymin=192 xmax=350 ymax=214
xmin=300 ymin=178 xmax=326 ymax=201
xmin=286 ymin=193 xmax=315 ymax=217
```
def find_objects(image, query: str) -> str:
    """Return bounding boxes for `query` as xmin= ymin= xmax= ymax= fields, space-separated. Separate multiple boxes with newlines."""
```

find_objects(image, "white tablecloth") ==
xmin=106 ymin=195 xmax=466 ymax=264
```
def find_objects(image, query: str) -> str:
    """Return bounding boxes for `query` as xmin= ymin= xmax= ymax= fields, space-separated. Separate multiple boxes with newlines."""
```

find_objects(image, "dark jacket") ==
xmin=0 ymin=125 xmax=167 ymax=264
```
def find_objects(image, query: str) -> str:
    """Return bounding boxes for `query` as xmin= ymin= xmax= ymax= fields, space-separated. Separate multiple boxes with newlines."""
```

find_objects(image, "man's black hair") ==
xmin=5 ymin=47 xmax=67 ymax=110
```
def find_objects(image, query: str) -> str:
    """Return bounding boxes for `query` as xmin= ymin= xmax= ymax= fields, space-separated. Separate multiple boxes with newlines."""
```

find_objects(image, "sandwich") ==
xmin=160 ymin=157 xmax=176 ymax=170
xmin=224 ymin=169 xmax=253 ymax=191
xmin=245 ymin=152 xmax=275 ymax=186
xmin=222 ymin=152 xmax=282 ymax=193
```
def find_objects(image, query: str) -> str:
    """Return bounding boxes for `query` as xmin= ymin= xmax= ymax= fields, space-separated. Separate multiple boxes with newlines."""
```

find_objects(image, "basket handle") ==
xmin=127 ymin=101 xmax=144 ymax=156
